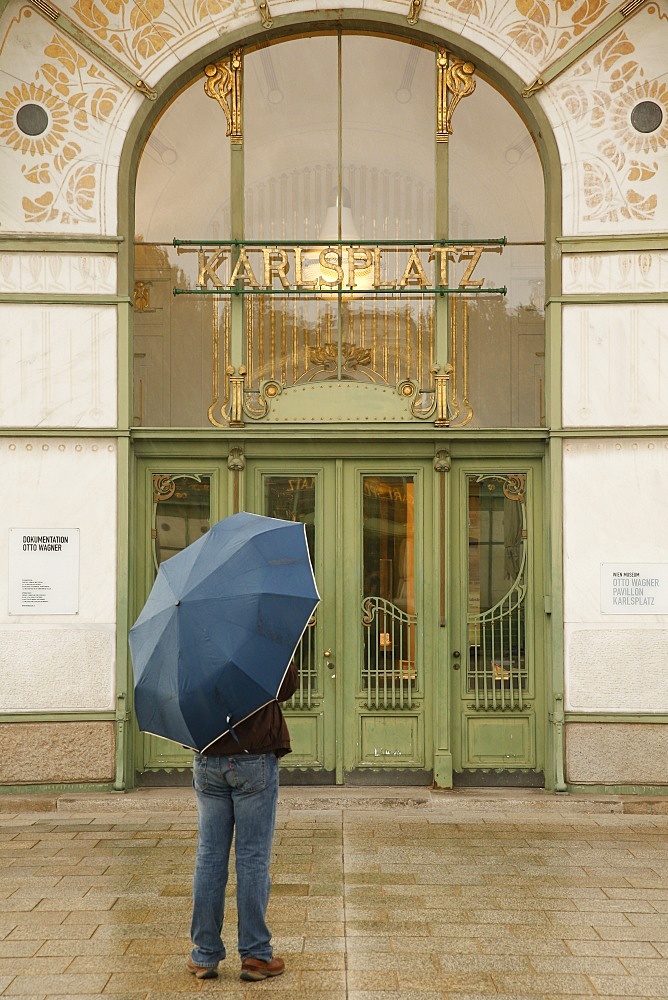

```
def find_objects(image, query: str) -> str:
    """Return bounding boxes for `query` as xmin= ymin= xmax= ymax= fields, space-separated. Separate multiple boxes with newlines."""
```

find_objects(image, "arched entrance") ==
xmin=130 ymin=27 xmax=549 ymax=787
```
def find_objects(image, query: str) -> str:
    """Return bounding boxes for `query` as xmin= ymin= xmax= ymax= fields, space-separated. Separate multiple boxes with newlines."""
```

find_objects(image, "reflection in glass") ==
xmin=152 ymin=474 xmax=211 ymax=569
xmin=362 ymin=476 xmax=417 ymax=708
xmin=263 ymin=476 xmax=317 ymax=705
xmin=467 ymin=475 xmax=528 ymax=708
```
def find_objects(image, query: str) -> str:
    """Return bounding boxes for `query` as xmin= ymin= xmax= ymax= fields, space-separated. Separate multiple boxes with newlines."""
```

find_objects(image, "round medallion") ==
xmin=630 ymin=100 xmax=663 ymax=134
xmin=16 ymin=102 xmax=48 ymax=136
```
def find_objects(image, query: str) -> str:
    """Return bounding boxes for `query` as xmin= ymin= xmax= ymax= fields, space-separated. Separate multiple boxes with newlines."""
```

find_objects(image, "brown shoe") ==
xmin=240 ymin=956 xmax=285 ymax=981
xmin=186 ymin=956 xmax=219 ymax=979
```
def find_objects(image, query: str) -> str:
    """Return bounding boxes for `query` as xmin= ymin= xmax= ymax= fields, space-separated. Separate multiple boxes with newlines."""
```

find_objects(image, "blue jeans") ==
xmin=190 ymin=751 xmax=279 ymax=968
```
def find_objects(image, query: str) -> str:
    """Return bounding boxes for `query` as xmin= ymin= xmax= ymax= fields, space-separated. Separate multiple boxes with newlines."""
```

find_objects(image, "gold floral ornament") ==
xmin=72 ymin=0 xmax=177 ymax=69
xmin=561 ymin=30 xmax=667 ymax=223
xmin=0 ymin=30 xmax=120 ymax=225
xmin=508 ymin=0 xmax=610 ymax=60
xmin=0 ymin=83 xmax=69 ymax=157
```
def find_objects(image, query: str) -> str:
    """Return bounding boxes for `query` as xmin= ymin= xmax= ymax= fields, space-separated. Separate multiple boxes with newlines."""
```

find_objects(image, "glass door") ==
xmin=249 ymin=457 xmax=434 ymax=784
xmin=449 ymin=463 xmax=545 ymax=786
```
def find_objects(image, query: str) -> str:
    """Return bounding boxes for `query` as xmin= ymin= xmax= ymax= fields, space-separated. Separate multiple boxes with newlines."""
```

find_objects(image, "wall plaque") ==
xmin=8 ymin=529 xmax=80 ymax=615
xmin=600 ymin=563 xmax=668 ymax=615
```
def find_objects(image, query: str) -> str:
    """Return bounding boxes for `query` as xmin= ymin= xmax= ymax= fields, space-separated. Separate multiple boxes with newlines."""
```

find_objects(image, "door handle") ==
xmin=323 ymin=649 xmax=336 ymax=673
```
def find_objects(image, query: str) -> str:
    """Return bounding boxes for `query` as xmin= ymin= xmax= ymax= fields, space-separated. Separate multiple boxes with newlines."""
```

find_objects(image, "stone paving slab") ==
xmin=0 ymin=794 xmax=667 ymax=997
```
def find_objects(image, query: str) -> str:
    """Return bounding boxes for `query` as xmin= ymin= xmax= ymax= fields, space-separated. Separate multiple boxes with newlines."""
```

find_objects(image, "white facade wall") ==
xmin=0 ymin=438 xmax=117 ymax=712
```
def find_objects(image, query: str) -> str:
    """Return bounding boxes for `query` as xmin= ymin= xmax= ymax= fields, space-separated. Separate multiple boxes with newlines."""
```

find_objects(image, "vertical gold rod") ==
xmin=270 ymin=294 xmax=276 ymax=380
xmin=405 ymin=301 xmax=411 ymax=383
xmin=372 ymin=294 xmax=378 ymax=377
xmin=258 ymin=299 xmax=265 ymax=382
xmin=224 ymin=300 xmax=231 ymax=404
xmin=245 ymin=298 xmax=252 ymax=380
xmin=462 ymin=297 xmax=470 ymax=413
xmin=394 ymin=293 xmax=400 ymax=385
xmin=449 ymin=298 xmax=459 ymax=419
xmin=292 ymin=298 xmax=299 ymax=384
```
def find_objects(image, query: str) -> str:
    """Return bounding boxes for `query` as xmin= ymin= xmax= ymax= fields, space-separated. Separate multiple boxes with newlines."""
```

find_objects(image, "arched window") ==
xmin=134 ymin=33 xmax=544 ymax=429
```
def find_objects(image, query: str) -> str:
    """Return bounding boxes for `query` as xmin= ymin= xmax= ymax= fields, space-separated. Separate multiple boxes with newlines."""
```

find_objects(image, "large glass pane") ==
xmin=449 ymin=76 xmax=543 ymax=243
xmin=450 ymin=244 xmax=545 ymax=429
xmin=362 ymin=476 xmax=417 ymax=707
xmin=467 ymin=474 xmax=527 ymax=709
xmin=245 ymin=37 xmax=338 ymax=241
xmin=342 ymin=36 xmax=434 ymax=241
xmin=133 ymin=244 xmax=228 ymax=428
xmin=136 ymin=76 xmax=231 ymax=243
xmin=263 ymin=475 xmax=317 ymax=705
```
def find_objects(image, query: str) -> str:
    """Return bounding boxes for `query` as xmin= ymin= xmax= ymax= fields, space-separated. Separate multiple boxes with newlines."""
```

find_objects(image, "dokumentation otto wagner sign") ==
xmin=172 ymin=238 xmax=507 ymax=295
xmin=8 ymin=529 xmax=80 ymax=615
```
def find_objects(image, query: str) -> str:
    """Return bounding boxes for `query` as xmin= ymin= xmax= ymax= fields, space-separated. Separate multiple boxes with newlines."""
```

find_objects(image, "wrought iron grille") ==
xmin=287 ymin=615 xmax=318 ymax=710
xmin=361 ymin=596 xmax=417 ymax=710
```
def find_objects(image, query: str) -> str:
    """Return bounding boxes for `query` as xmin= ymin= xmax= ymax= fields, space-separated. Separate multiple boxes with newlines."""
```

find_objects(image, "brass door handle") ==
xmin=324 ymin=649 xmax=335 ymax=672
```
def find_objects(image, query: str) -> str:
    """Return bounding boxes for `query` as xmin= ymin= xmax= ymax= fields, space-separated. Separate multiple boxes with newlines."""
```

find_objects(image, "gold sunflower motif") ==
xmin=609 ymin=79 xmax=668 ymax=156
xmin=0 ymin=82 xmax=68 ymax=157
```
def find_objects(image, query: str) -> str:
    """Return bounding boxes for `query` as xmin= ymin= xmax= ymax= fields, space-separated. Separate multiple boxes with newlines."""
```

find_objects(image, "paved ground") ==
xmin=1 ymin=788 xmax=668 ymax=999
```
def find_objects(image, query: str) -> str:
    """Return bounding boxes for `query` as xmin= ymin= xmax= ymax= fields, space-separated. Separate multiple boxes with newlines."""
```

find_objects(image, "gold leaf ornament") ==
xmin=23 ymin=191 xmax=58 ymax=223
xmin=72 ymin=0 xmax=110 ymax=32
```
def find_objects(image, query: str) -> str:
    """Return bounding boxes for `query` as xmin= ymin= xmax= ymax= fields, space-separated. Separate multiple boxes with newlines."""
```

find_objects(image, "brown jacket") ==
xmin=203 ymin=661 xmax=298 ymax=757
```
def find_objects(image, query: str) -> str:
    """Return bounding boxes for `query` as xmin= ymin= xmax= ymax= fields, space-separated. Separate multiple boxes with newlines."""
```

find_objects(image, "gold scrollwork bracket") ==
xmin=431 ymin=364 xmax=453 ymax=426
xmin=437 ymin=49 xmax=476 ymax=141
xmin=398 ymin=380 xmax=435 ymax=421
xmin=242 ymin=380 xmax=282 ymax=420
xmin=204 ymin=50 xmax=243 ymax=143
xmin=254 ymin=0 xmax=273 ymax=27
xmin=152 ymin=474 xmax=177 ymax=504
xmin=226 ymin=366 xmax=247 ymax=426
xmin=406 ymin=0 xmax=422 ymax=25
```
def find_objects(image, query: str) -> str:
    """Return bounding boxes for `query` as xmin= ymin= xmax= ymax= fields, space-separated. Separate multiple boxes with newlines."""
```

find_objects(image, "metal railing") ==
xmin=361 ymin=596 xmax=417 ymax=710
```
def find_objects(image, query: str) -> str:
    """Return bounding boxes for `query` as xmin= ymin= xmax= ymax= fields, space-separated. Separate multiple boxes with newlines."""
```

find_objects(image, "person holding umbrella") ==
xmin=128 ymin=512 xmax=320 ymax=982
xmin=186 ymin=659 xmax=298 ymax=981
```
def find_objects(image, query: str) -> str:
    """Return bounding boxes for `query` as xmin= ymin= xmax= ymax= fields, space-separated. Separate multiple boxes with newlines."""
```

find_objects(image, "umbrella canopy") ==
xmin=129 ymin=511 xmax=319 ymax=752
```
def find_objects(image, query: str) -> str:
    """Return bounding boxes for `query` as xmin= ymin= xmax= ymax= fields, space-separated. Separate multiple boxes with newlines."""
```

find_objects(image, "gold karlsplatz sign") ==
xmin=173 ymin=240 xmax=506 ymax=295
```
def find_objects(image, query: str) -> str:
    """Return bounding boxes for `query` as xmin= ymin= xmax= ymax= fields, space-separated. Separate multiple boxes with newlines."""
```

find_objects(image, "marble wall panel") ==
xmin=0 ymin=438 xmax=117 ymax=712
xmin=562 ymin=303 xmax=668 ymax=427
xmin=0 ymin=304 xmax=117 ymax=427
xmin=0 ymin=253 xmax=117 ymax=294
xmin=562 ymin=250 xmax=668 ymax=295
xmin=0 ymin=627 xmax=116 ymax=712
xmin=563 ymin=438 xmax=668 ymax=713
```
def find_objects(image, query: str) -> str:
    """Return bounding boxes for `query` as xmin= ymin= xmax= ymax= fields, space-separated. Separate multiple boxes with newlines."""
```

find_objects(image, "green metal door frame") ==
xmin=447 ymin=455 xmax=546 ymax=787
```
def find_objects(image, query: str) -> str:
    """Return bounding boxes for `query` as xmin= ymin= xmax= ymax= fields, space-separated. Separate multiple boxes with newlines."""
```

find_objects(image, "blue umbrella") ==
xmin=129 ymin=512 xmax=319 ymax=752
